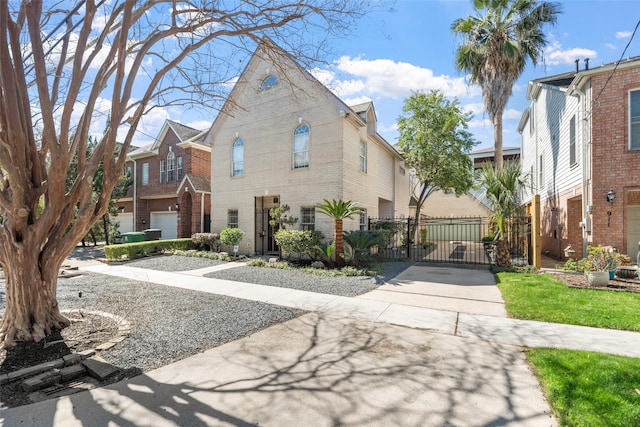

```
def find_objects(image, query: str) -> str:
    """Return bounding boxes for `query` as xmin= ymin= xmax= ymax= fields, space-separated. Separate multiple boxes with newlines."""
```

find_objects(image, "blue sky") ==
xmin=131 ymin=0 xmax=640 ymax=150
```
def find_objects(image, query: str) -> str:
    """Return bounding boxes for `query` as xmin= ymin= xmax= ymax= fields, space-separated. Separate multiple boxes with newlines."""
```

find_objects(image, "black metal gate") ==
xmin=368 ymin=216 xmax=531 ymax=266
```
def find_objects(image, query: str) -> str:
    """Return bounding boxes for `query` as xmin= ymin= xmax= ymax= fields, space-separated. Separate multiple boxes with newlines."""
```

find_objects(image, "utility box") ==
xmin=120 ymin=232 xmax=145 ymax=243
xmin=143 ymin=229 xmax=162 ymax=241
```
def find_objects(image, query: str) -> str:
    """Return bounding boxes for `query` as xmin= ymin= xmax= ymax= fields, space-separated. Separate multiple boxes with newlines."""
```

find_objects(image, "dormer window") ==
xmin=260 ymin=75 xmax=279 ymax=91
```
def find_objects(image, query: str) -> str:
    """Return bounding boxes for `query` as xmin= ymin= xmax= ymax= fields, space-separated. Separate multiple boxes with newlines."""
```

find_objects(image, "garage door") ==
xmin=114 ymin=213 xmax=134 ymax=234
xmin=151 ymin=212 xmax=178 ymax=240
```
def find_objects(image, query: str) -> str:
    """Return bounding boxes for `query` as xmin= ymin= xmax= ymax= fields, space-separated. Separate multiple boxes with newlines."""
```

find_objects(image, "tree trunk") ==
xmin=334 ymin=218 xmax=344 ymax=267
xmin=0 ymin=242 xmax=69 ymax=347
xmin=102 ymin=214 xmax=110 ymax=245
xmin=493 ymin=111 xmax=504 ymax=171
xmin=494 ymin=237 xmax=512 ymax=267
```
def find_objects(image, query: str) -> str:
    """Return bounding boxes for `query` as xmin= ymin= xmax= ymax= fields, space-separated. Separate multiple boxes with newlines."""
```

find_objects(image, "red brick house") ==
xmin=519 ymin=57 xmax=640 ymax=262
xmin=116 ymin=120 xmax=211 ymax=239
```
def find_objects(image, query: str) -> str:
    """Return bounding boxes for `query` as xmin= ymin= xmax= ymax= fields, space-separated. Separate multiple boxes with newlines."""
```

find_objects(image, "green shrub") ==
xmin=104 ymin=239 xmax=193 ymax=260
xmin=174 ymin=250 xmax=232 ymax=261
xmin=274 ymin=229 xmax=321 ymax=259
xmin=220 ymin=228 xmax=243 ymax=248
xmin=314 ymin=242 xmax=335 ymax=266
xmin=246 ymin=258 xmax=266 ymax=267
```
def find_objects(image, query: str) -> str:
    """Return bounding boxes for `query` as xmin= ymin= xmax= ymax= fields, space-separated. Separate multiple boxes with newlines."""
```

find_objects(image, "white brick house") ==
xmin=205 ymin=41 xmax=411 ymax=254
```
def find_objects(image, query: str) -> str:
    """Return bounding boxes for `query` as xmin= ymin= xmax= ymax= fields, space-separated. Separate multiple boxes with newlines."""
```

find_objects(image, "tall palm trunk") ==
xmin=493 ymin=110 xmax=504 ymax=171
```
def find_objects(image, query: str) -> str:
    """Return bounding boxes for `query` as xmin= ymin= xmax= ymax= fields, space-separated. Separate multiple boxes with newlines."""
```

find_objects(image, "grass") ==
xmin=499 ymin=272 xmax=640 ymax=425
xmin=496 ymin=272 xmax=640 ymax=331
xmin=526 ymin=348 xmax=640 ymax=426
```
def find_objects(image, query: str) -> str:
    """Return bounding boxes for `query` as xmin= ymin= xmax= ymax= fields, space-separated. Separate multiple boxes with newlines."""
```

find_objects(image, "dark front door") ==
xmin=255 ymin=196 xmax=280 ymax=255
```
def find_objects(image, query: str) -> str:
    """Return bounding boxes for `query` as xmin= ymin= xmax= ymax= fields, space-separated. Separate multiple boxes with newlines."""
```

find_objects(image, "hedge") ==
xmin=104 ymin=238 xmax=194 ymax=260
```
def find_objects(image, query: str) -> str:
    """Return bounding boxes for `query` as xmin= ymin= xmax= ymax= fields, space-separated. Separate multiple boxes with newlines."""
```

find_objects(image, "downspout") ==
xmin=132 ymin=159 xmax=137 ymax=231
xmin=200 ymin=191 xmax=205 ymax=233
xmin=572 ymin=85 xmax=589 ymax=258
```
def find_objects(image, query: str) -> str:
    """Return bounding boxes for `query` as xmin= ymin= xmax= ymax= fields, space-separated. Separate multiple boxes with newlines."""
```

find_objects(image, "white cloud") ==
xmin=503 ymin=108 xmax=522 ymax=120
xmin=616 ymin=31 xmax=632 ymax=39
xmin=321 ymin=56 xmax=479 ymax=101
xmin=544 ymin=41 xmax=597 ymax=66
xmin=342 ymin=95 xmax=373 ymax=107
xmin=605 ymin=43 xmax=617 ymax=50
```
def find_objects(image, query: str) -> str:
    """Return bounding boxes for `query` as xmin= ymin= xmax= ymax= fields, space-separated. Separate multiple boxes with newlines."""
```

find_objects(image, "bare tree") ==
xmin=0 ymin=0 xmax=367 ymax=347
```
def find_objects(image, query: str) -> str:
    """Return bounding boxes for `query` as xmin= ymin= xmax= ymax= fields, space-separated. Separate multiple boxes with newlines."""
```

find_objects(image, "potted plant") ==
xmin=584 ymin=245 xmax=615 ymax=286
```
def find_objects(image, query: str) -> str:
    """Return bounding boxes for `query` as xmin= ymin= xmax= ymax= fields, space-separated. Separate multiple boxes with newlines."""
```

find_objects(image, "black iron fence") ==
xmin=368 ymin=216 xmax=531 ymax=266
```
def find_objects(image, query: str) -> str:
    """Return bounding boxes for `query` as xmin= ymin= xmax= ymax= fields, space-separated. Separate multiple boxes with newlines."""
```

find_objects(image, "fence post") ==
xmin=531 ymin=195 xmax=541 ymax=269
xmin=407 ymin=217 xmax=411 ymax=258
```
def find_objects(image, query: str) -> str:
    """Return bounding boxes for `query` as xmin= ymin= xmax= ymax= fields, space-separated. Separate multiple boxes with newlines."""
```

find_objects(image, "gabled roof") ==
xmin=205 ymin=38 xmax=403 ymax=162
xmin=127 ymin=119 xmax=207 ymax=160
xmin=177 ymin=173 xmax=211 ymax=194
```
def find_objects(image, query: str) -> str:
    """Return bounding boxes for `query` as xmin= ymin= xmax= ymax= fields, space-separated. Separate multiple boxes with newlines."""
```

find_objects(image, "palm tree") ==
xmin=316 ymin=199 xmax=363 ymax=267
xmin=478 ymin=161 xmax=528 ymax=266
xmin=452 ymin=0 xmax=560 ymax=170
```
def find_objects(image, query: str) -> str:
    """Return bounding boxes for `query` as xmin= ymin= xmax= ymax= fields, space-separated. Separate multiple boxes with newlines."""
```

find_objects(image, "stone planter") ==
xmin=585 ymin=271 xmax=610 ymax=287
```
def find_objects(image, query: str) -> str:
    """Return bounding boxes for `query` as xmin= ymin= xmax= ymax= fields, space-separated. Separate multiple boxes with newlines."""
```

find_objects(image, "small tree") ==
xmin=316 ymin=199 xmax=363 ymax=267
xmin=269 ymin=204 xmax=298 ymax=230
xmin=220 ymin=228 xmax=244 ymax=255
xmin=397 ymin=90 xmax=477 ymax=241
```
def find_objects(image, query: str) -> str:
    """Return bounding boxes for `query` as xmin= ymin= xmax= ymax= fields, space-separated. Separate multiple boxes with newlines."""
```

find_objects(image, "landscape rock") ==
xmin=83 ymin=356 xmax=119 ymax=381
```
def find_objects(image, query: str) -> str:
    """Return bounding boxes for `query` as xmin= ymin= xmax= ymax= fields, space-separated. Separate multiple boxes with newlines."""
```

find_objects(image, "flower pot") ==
xmin=586 ymin=271 xmax=610 ymax=287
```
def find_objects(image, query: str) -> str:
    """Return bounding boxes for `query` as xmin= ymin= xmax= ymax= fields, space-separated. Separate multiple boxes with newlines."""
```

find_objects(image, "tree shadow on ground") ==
xmin=1 ymin=312 xmax=555 ymax=426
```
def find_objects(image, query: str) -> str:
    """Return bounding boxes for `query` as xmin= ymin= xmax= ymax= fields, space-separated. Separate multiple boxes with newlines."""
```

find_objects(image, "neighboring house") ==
xmin=205 ymin=40 xmax=411 ymax=255
xmin=117 ymin=120 xmax=211 ymax=239
xmin=419 ymin=147 xmax=520 ymax=219
xmin=519 ymin=57 xmax=640 ymax=262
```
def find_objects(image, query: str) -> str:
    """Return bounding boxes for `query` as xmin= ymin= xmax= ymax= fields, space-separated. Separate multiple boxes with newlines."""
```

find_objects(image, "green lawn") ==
xmin=496 ymin=272 xmax=640 ymax=331
xmin=527 ymin=348 xmax=640 ymax=427
xmin=498 ymin=272 xmax=640 ymax=426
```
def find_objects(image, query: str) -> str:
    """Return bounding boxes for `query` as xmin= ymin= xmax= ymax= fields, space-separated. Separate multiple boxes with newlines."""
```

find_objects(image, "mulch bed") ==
xmin=546 ymin=270 xmax=640 ymax=293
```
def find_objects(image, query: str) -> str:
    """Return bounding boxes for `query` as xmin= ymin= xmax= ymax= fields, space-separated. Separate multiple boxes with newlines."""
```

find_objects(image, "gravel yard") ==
xmin=204 ymin=261 xmax=414 ymax=297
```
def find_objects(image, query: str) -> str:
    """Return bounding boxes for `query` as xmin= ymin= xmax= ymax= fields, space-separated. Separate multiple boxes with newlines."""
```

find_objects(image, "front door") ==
xmin=255 ymin=196 xmax=280 ymax=255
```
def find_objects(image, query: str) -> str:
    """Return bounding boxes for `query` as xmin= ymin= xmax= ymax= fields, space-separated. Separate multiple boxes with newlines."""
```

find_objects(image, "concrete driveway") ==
xmin=360 ymin=263 xmax=507 ymax=317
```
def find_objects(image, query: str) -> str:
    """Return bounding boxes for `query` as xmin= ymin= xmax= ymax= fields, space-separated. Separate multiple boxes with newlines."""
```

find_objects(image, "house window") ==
xmin=232 ymin=138 xmax=244 ymax=177
xmin=167 ymin=151 xmax=176 ymax=182
xmin=293 ymin=124 xmax=310 ymax=169
xmin=228 ymin=209 xmax=239 ymax=228
xmin=359 ymin=140 xmax=367 ymax=173
xmin=631 ymin=89 xmax=640 ymax=150
xmin=177 ymin=156 xmax=183 ymax=180
xmin=159 ymin=160 xmax=165 ymax=183
xmin=569 ymin=116 xmax=577 ymax=166
xmin=530 ymin=165 xmax=534 ymax=192
xmin=300 ymin=207 xmax=315 ymax=231
xmin=142 ymin=162 xmax=149 ymax=185
xmin=125 ymin=165 xmax=132 ymax=177
xmin=260 ymin=75 xmax=279 ymax=90
xmin=360 ymin=209 xmax=367 ymax=231
xmin=529 ymin=104 xmax=535 ymax=135
xmin=538 ymin=154 xmax=544 ymax=188
xmin=399 ymin=166 xmax=405 ymax=175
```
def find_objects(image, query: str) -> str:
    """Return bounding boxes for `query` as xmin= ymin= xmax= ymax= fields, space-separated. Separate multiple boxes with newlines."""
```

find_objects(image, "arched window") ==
xmin=232 ymin=138 xmax=244 ymax=177
xmin=167 ymin=151 xmax=176 ymax=182
xmin=260 ymin=75 xmax=279 ymax=90
xmin=293 ymin=124 xmax=309 ymax=169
